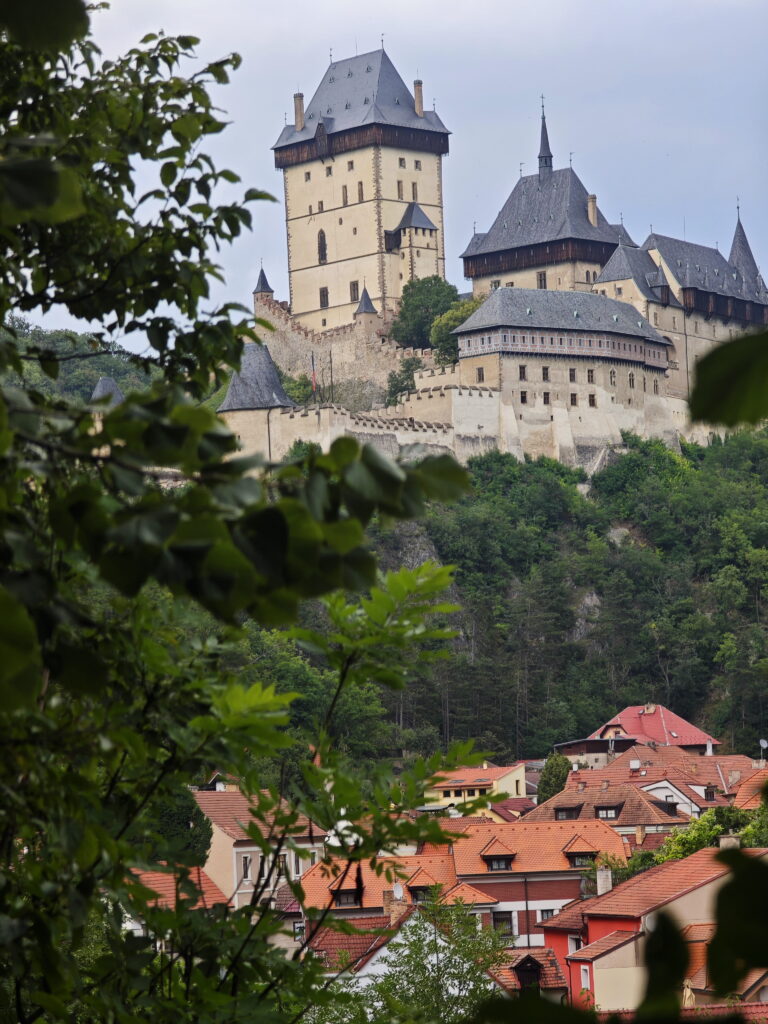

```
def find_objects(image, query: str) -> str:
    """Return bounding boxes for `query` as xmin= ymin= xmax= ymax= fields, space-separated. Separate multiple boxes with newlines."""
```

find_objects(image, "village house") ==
xmin=424 ymin=761 xmax=527 ymax=810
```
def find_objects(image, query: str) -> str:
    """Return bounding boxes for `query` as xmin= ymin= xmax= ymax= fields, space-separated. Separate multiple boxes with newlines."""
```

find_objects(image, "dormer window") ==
xmin=567 ymin=853 xmax=596 ymax=868
xmin=704 ymin=787 xmax=716 ymax=801
xmin=334 ymin=890 xmax=360 ymax=907
xmin=555 ymin=807 xmax=581 ymax=821
xmin=409 ymin=886 xmax=429 ymax=904
xmin=595 ymin=806 xmax=620 ymax=820
xmin=488 ymin=857 xmax=514 ymax=871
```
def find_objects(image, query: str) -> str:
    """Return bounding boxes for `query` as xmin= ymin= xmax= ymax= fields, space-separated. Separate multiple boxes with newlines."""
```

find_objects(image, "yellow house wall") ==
xmin=203 ymin=822 xmax=235 ymax=899
xmin=592 ymin=938 xmax=646 ymax=1011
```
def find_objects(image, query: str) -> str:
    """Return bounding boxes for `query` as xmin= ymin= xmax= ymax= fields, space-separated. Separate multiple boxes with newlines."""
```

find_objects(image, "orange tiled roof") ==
xmin=442 ymin=882 xmax=498 ymax=905
xmin=300 ymin=854 xmax=458 ymax=912
xmin=193 ymin=790 xmax=322 ymax=841
xmin=432 ymin=764 xmax=523 ymax=788
xmin=132 ymin=866 xmax=230 ymax=910
xmin=588 ymin=705 xmax=718 ymax=747
xmin=734 ymin=768 xmax=768 ymax=809
xmin=527 ymin=781 xmax=691 ymax=827
xmin=491 ymin=947 xmax=567 ymax=992
xmin=566 ymin=929 xmax=639 ymax=961
xmin=491 ymin=797 xmax=536 ymax=820
xmin=308 ymin=915 xmax=396 ymax=972
xmin=542 ymin=896 xmax=596 ymax=932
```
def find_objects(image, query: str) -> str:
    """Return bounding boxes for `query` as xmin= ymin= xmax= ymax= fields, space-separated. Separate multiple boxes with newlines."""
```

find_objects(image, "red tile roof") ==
xmin=432 ymin=764 xmax=524 ymax=788
xmin=300 ymin=854 xmax=458 ymax=912
xmin=527 ymin=781 xmax=691 ymax=827
xmin=601 ymin=1004 xmax=768 ymax=1022
xmin=193 ymin=790 xmax=322 ymax=841
xmin=308 ymin=915 xmax=396 ymax=972
xmin=541 ymin=896 xmax=596 ymax=932
xmin=566 ymin=929 xmax=639 ymax=961
xmin=132 ymin=866 xmax=230 ymax=910
xmin=491 ymin=797 xmax=536 ymax=820
xmin=734 ymin=768 xmax=768 ymax=809
xmin=491 ymin=947 xmax=567 ymax=992
xmin=588 ymin=705 xmax=718 ymax=747
xmin=442 ymin=882 xmax=498 ymax=905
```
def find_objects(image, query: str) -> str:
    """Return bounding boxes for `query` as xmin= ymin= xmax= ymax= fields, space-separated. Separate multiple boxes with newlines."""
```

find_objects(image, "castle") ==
xmin=218 ymin=49 xmax=767 ymax=470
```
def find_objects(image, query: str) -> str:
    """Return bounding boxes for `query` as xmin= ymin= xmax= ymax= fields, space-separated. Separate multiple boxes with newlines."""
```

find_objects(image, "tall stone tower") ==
xmin=272 ymin=49 xmax=450 ymax=332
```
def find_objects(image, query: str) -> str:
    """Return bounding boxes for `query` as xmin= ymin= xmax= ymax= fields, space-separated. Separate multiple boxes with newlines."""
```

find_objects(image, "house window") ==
xmin=304 ymin=171 xmax=311 ymax=182
xmin=520 ymin=392 xmax=527 ymax=404
xmin=410 ymin=887 xmax=429 ymax=904
xmin=334 ymin=891 xmax=360 ymax=906
xmin=568 ymin=935 xmax=582 ymax=954
xmin=672 ymin=316 xmax=677 ymax=329
xmin=492 ymin=912 xmax=515 ymax=936
xmin=293 ymin=921 xmax=306 ymax=942
xmin=588 ymin=394 xmax=597 ymax=408
xmin=397 ymin=180 xmax=404 ymax=200
xmin=587 ymin=369 xmax=595 ymax=383
xmin=629 ymin=372 xmax=635 ymax=389
xmin=540 ymin=909 xmax=554 ymax=921
xmin=609 ymin=369 xmax=616 ymax=386
xmin=478 ymin=788 xmax=487 ymax=795
xmin=350 ymin=280 xmax=359 ymax=303
xmin=490 ymin=280 xmax=500 ymax=290
xmin=596 ymin=806 xmax=618 ymax=819
xmin=357 ymin=181 xmax=364 ymax=202
xmin=454 ymin=789 xmax=463 ymax=797
xmin=325 ymin=166 xmax=332 ymax=177
xmin=542 ymin=366 xmax=550 ymax=381
xmin=569 ymin=854 xmax=596 ymax=867
xmin=537 ymin=271 xmax=547 ymax=289
xmin=242 ymin=854 xmax=252 ymax=880
xmin=442 ymin=790 xmax=452 ymax=798
xmin=653 ymin=311 xmax=659 ymax=325
xmin=317 ymin=200 xmax=324 ymax=212
xmin=467 ymin=788 xmax=476 ymax=796
xmin=414 ymin=159 xmax=422 ymax=170
xmin=347 ymin=160 xmax=354 ymax=171
xmin=543 ymin=392 xmax=550 ymax=405
xmin=412 ymin=182 xmax=418 ymax=201
xmin=317 ymin=229 xmax=327 ymax=264
xmin=476 ymin=367 xmax=485 ymax=383
xmin=704 ymin=787 xmax=716 ymax=801
xmin=519 ymin=365 xmax=527 ymax=381
xmin=319 ymin=287 xmax=329 ymax=309
xmin=570 ymin=393 xmax=577 ymax=407
xmin=277 ymin=853 xmax=288 ymax=877
xmin=580 ymin=966 xmax=590 ymax=990
xmin=294 ymin=853 xmax=302 ymax=875
xmin=653 ymin=379 xmax=659 ymax=395
xmin=399 ymin=157 xmax=406 ymax=168
xmin=308 ymin=204 xmax=313 ymax=215
xmin=569 ymin=367 xmax=576 ymax=382
xmin=506 ymin=281 xmax=514 ymax=287
xmin=488 ymin=857 xmax=513 ymax=871
xmin=616 ymin=286 xmax=623 ymax=297
xmin=555 ymin=807 xmax=580 ymax=821
xmin=342 ymin=184 xmax=348 ymax=206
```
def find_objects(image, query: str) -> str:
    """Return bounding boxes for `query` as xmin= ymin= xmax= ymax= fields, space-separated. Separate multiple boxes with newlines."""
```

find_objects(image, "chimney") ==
xmin=596 ymin=866 xmax=613 ymax=896
xmin=705 ymin=739 xmax=713 ymax=756
xmin=577 ymin=781 xmax=586 ymax=793
xmin=635 ymin=825 xmax=646 ymax=846
xmin=414 ymin=79 xmax=424 ymax=118
xmin=718 ymin=834 xmax=740 ymax=850
xmin=600 ymin=779 xmax=609 ymax=791
xmin=294 ymin=92 xmax=305 ymax=132
xmin=728 ymin=769 xmax=741 ymax=787
xmin=587 ymin=195 xmax=598 ymax=227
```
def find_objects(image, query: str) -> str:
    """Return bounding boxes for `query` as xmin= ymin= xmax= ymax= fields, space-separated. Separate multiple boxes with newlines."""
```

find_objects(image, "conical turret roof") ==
xmin=728 ymin=217 xmax=760 ymax=286
xmin=355 ymin=287 xmax=378 ymax=315
xmin=253 ymin=268 xmax=273 ymax=295
xmin=217 ymin=344 xmax=295 ymax=412
xmin=90 ymin=376 xmax=125 ymax=407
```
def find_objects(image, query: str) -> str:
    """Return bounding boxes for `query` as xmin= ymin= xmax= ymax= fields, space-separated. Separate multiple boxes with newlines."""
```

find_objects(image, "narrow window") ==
xmin=537 ymin=271 xmax=547 ymax=289
xmin=357 ymin=181 xmax=364 ymax=202
xmin=543 ymin=392 xmax=550 ymax=405
xmin=587 ymin=369 xmax=594 ymax=383
xmin=588 ymin=394 xmax=596 ymax=407
xmin=643 ymin=376 xmax=647 ymax=392
xmin=349 ymin=280 xmax=359 ymax=302
xmin=414 ymin=159 xmax=422 ymax=170
xmin=317 ymin=200 xmax=324 ymax=212
xmin=654 ymin=379 xmax=659 ymax=394
xmin=491 ymin=280 xmax=500 ymax=290
xmin=347 ymin=160 xmax=354 ymax=171
xmin=317 ymin=229 xmax=327 ymax=264
xmin=569 ymin=367 xmax=576 ymax=383
xmin=412 ymin=182 xmax=418 ymax=201
xmin=304 ymin=171 xmax=311 ymax=182
xmin=476 ymin=367 xmax=485 ymax=383
xmin=397 ymin=180 xmax=404 ymax=200
xmin=570 ymin=393 xmax=577 ymax=406
xmin=308 ymin=204 xmax=312 ymax=215
xmin=519 ymin=365 xmax=527 ymax=381
xmin=672 ymin=316 xmax=677 ymax=329
xmin=609 ymin=369 xmax=616 ymax=386
xmin=520 ymin=391 xmax=527 ymax=404
xmin=342 ymin=184 xmax=348 ymax=206
xmin=580 ymin=966 xmax=590 ymax=990
xmin=319 ymin=287 xmax=329 ymax=309
xmin=242 ymin=854 xmax=251 ymax=880
xmin=542 ymin=366 xmax=550 ymax=382
xmin=616 ymin=286 xmax=623 ymax=296
xmin=325 ymin=165 xmax=332 ymax=177
xmin=629 ymin=372 xmax=635 ymax=389
xmin=399 ymin=157 xmax=406 ymax=168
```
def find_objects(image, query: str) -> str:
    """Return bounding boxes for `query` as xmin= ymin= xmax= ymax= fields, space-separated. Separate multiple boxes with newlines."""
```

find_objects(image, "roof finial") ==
xmin=519 ymin=161 xmax=524 ymax=179
xmin=620 ymin=211 xmax=624 ymax=226
xmin=540 ymin=93 xmax=545 ymax=115
xmin=329 ymin=47 xmax=333 ymax=63
xmin=473 ymin=220 xmax=476 ymax=234
xmin=538 ymin=98 xmax=553 ymax=174
xmin=380 ymin=32 xmax=384 ymax=49
xmin=737 ymin=195 xmax=741 ymax=219
xmin=569 ymin=151 xmax=574 ymax=168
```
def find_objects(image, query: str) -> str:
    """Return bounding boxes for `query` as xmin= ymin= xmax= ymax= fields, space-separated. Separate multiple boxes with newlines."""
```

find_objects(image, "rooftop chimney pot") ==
xmin=294 ymin=92 xmax=305 ymax=132
xmin=587 ymin=195 xmax=598 ymax=227
xmin=414 ymin=80 xmax=424 ymax=118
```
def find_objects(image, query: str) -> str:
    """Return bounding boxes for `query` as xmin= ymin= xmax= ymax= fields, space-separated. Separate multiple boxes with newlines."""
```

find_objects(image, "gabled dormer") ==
xmin=480 ymin=837 xmax=516 ymax=871
xmin=406 ymin=867 xmax=440 ymax=903
xmin=562 ymin=834 xmax=599 ymax=868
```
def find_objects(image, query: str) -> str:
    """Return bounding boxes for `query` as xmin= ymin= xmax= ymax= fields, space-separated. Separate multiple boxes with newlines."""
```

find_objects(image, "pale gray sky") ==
xmin=74 ymin=2 xmax=768 ymax=328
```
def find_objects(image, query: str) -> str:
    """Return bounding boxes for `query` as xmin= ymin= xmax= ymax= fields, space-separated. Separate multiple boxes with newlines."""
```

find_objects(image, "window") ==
xmin=304 ymin=171 xmax=311 ymax=182
xmin=319 ymin=287 xmax=329 ymax=309
xmin=672 ymin=316 xmax=677 ymax=329
xmin=653 ymin=311 xmax=659 ymax=325
xmin=454 ymin=789 xmax=463 ymax=797
xmin=317 ymin=200 xmax=324 ymax=212
xmin=569 ymin=854 xmax=596 ymax=867
xmin=520 ymin=391 xmax=527 ymax=405
xmin=704 ymin=787 xmax=716 ymax=801
xmin=334 ymin=891 xmax=359 ymax=906
xmin=616 ymin=286 xmax=623 ymax=296
xmin=506 ymin=281 xmax=514 ymax=287
xmin=294 ymin=853 xmax=302 ymax=876
xmin=490 ymin=280 xmax=500 ymax=290
xmin=399 ymin=157 xmax=406 ymax=168
xmin=342 ymin=184 xmax=348 ymax=206
xmin=492 ymin=912 xmax=515 ymax=936
xmin=540 ymin=909 xmax=554 ymax=921
xmin=568 ymin=935 xmax=582 ymax=954
xmin=543 ymin=392 xmax=550 ymax=405
xmin=277 ymin=853 xmax=288 ymax=876
xmin=414 ymin=159 xmax=422 ymax=170
xmin=580 ymin=965 xmax=590 ymax=990
xmin=587 ymin=369 xmax=595 ymax=383
xmin=293 ymin=921 xmax=306 ymax=942
xmin=347 ymin=160 xmax=354 ymax=171
xmin=349 ymin=281 xmax=359 ymax=303
xmin=410 ymin=887 xmax=429 ymax=904
xmin=488 ymin=857 xmax=513 ymax=871
xmin=569 ymin=367 xmax=576 ymax=382
xmin=653 ymin=378 xmax=659 ymax=395
xmin=609 ymin=369 xmax=616 ymax=386
xmin=628 ymin=372 xmax=635 ymax=389
xmin=397 ymin=180 xmax=403 ymax=199
xmin=325 ymin=165 xmax=332 ymax=177
xmin=519 ymin=365 xmax=527 ymax=381
xmin=476 ymin=367 xmax=485 ymax=383
xmin=643 ymin=376 xmax=647 ymax=392
xmin=412 ymin=182 xmax=418 ymax=201
xmin=467 ymin=788 xmax=476 ymax=796
xmin=588 ymin=394 xmax=596 ymax=408
xmin=542 ymin=366 xmax=550 ymax=382
xmin=555 ymin=807 xmax=580 ymax=821
xmin=442 ymin=790 xmax=452 ymax=798
xmin=595 ymin=806 xmax=618 ymax=819
xmin=357 ymin=181 xmax=364 ymax=202
xmin=352 ymin=227 xmax=357 ymax=235
xmin=537 ymin=271 xmax=547 ymax=289
xmin=317 ymin=230 xmax=328 ymax=266
xmin=308 ymin=204 xmax=313 ymax=215
xmin=570 ymin=393 xmax=577 ymax=407
xmin=478 ymin=788 xmax=487 ymax=795
xmin=241 ymin=854 xmax=252 ymax=880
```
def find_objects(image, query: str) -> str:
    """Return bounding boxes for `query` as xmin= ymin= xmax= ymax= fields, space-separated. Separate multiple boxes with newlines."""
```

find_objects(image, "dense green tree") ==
xmin=429 ymin=296 xmax=483 ymax=365
xmin=390 ymin=276 xmax=459 ymax=348
xmin=537 ymin=751 xmax=572 ymax=803
xmin=385 ymin=355 xmax=423 ymax=406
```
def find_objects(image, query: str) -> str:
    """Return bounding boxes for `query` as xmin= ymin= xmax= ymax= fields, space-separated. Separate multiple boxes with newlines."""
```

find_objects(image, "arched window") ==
xmin=317 ymin=229 xmax=327 ymax=264
xmin=609 ymin=369 xmax=616 ymax=386
xmin=628 ymin=372 xmax=635 ymax=389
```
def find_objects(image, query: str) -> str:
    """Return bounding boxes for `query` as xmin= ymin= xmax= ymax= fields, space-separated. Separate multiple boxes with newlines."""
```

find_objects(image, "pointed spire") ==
xmin=253 ymin=267 xmax=273 ymax=295
xmin=729 ymin=213 xmax=760 ymax=286
xmin=538 ymin=96 xmax=553 ymax=174
xmin=354 ymin=287 xmax=378 ymax=316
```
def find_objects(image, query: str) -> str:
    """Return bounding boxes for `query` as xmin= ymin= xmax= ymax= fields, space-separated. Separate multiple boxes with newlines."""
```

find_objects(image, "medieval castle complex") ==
xmin=218 ymin=49 xmax=767 ymax=470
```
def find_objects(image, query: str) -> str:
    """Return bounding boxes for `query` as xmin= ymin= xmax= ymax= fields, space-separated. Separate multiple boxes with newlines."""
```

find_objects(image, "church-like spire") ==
xmin=729 ymin=212 xmax=760 ymax=286
xmin=538 ymin=97 xmax=553 ymax=174
xmin=354 ymin=286 xmax=378 ymax=316
xmin=253 ymin=267 xmax=273 ymax=295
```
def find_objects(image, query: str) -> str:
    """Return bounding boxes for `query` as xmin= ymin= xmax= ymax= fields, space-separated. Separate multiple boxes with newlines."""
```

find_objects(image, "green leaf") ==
xmin=0 ymin=160 xmax=84 ymax=224
xmin=0 ymin=0 xmax=88 ymax=50
xmin=636 ymin=911 xmax=688 ymax=1017
xmin=0 ymin=584 xmax=42 ymax=710
xmin=689 ymin=329 xmax=768 ymax=425
xmin=708 ymin=849 xmax=768 ymax=993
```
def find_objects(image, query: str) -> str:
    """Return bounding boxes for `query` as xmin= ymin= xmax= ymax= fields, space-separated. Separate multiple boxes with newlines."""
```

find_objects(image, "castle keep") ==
xmin=220 ymin=51 xmax=767 ymax=470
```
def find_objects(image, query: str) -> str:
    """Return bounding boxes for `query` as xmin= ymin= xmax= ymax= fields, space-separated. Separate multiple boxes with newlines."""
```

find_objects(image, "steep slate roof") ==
xmin=729 ymin=216 xmax=761 ymax=286
xmin=566 ymin=929 xmax=638 ymax=962
xmin=587 ymin=704 xmax=718 ymax=747
xmin=462 ymin=166 xmax=622 ymax=258
xmin=524 ymin=782 xmax=691 ymax=828
xmin=596 ymin=243 xmax=683 ymax=307
xmin=192 ymin=790 xmax=322 ymax=841
xmin=492 ymin=947 xmax=567 ymax=992
xmin=132 ymin=866 xmax=230 ymax=910
xmin=452 ymin=287 xmax=670 ymax=344
xmin=643 ymin=233 xmax=768 ymax=303
xmin=273 ymin=49 xmax=449 ymax=150
xmin=217 ymin=344 xmax=296 ymax=413
xmin=90 ymin=376 xmax=125 ymax=407
xmin=394 ymin=202 xmax=437 ymax=231
xmin=355 ymin=287 xmax=378 ymax=315
xmin=253 ymin=268 xmax=273 ymax=294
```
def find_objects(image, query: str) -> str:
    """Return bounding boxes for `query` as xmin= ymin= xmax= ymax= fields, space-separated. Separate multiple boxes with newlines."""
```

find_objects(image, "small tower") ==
xmin=253 ymin=267 xmax=274 ymax=298
xmin=538 ymin=101 xmax=553 ymax=175
xmin=90 ymin=376 xmax=125 ymax=408
xmin=217 ymin=344 xmax=295 ymax=414
xmin=353 ymin=286 xmax=379 ymax=329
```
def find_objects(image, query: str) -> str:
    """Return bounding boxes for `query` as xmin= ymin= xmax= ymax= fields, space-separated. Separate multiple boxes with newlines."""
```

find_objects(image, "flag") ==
xmin=311 ymin=352 xmax=317 ymax=393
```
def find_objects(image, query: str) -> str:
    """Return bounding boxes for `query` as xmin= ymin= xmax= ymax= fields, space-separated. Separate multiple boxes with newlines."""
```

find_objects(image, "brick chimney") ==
xmin=587 ymin=195 xmax=598 ymax=227
xmin=382 ymin=889 xmax=409 ymax=925
xmin=718 ymin=834 xmax=740 ymax=850
xmin=294 ymin=93 xmax=305 ymax=132
xmin=414 ymin=80 xmax=424 ymax=118
xmin=635 ymin=825 xmax=646 ymax=846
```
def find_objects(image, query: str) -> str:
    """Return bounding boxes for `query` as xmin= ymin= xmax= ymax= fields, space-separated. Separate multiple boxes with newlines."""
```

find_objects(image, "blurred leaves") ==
xmin=690 ymin=329 xmax=768 ymax=426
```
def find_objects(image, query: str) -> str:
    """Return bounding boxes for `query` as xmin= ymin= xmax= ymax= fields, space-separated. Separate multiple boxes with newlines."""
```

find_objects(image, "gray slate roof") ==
xmin=395 ymin=202 xmax=437 ymax=231
xmin=452 ymin=287 xmax=671 ymax=345
xmin=461 ymin=167 xmax=622 ymax=258
xmin=596 ymin=243 xmax=682 ymax=307
xmin=90 ymin=376 xmax=125 ymax=407
xmin=253 ymin=268 xmax=273 ymax=294
xmin=217 ymin=344 xmax=296 ymax=412
xmin=355 ymin=287 xmax=378 ymax=315
xmin=642 ymin=232 xmax=767 ymax=303
xmin=729 ymin=217 xmax=762 ymax=290
xmin=273 ymin=49 xmax=449 ymax=150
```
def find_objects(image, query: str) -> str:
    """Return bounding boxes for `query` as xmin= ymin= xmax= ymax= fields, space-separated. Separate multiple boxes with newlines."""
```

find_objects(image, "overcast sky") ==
xmin=81 ymin=1 xmax=767 ymax=328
